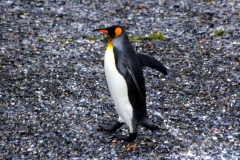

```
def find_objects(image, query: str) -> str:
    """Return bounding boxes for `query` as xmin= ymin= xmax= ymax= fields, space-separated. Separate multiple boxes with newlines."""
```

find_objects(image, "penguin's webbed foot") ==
xmin=98 ymin=121 xmax=124 ymax=132
xmin=145 ymin=123 xmax=159 ymax=130
xmin=115 ymin=132 xmax=137 ymax=142
xmin=142 ymin=118 xmax=159 ymax=130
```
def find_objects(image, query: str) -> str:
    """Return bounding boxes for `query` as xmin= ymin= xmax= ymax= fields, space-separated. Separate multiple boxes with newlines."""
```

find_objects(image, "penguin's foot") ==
xmin=115 ymin=132 xmax=137 ymax=142
xmin=99 ymin=121 xmax=124 ymax=132
xmin=142 ymin=119 xmax=159 ymax=130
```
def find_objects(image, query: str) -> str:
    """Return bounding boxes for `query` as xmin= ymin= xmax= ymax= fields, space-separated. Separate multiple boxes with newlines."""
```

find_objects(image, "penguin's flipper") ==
xmin=115 ymin=132 xmax=137 ymax=142
xmin=116 ymin=56 xmax=143 ymax=99
xmin=141 ymin=118 xmax=159 ymax=130
xmin=137 ymin=53 xmax=168 ymax=75
xmin=126 ymin=67 xmax=143 ymax=99
xmin=99 ymin=121 xmax=124 ymax=132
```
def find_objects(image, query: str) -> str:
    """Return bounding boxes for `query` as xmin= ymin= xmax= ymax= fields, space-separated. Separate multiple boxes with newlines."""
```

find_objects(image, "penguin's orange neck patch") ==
xmin=107 ymin=41 xmax=113 ymax=50
xmin=115 ymin=27 xmax=122 ymax=38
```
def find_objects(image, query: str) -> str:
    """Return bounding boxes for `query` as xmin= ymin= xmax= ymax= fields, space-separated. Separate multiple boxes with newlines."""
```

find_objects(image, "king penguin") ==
xmin=93 ymin=25 xmax=168 ymax=142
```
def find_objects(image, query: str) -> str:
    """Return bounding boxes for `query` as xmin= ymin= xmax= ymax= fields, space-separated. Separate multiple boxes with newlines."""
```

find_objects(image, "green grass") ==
xmin=129 ymin=37 xmax=139 ymax=43
xmin=38 ymin=37 xmax=78 ymax=43
xmin=38 ymin=37 xmax=44 ymax=42
xmin=214 ymin=30 xmax=225 ymax=36
xmin=86 ymin=36 xmax=98 ymax=40
xmin=136 ymin=32 xmax=166 ymax=41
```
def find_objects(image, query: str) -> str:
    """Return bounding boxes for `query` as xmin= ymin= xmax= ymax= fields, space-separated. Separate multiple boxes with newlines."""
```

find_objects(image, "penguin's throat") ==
xmin=107 ymin=41 xmax=113 ymax=50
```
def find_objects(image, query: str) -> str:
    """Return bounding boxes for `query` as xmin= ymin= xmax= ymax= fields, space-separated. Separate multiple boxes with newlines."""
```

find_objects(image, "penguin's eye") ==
xmin=115 ymin=27 xmax=122 ymax=38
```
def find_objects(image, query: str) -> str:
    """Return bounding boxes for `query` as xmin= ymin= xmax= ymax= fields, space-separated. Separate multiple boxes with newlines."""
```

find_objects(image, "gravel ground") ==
xmin=1 ymin=0 xmax=240 ymax=159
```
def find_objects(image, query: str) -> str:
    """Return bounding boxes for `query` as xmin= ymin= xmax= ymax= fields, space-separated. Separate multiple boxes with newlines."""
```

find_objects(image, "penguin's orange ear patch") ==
xmin=115 ymin=27 xmax=122 ymax=38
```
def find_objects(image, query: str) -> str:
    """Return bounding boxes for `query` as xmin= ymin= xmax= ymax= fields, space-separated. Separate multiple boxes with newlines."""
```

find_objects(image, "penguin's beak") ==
xmin=92 ymin=29 xmax=108 ymax=34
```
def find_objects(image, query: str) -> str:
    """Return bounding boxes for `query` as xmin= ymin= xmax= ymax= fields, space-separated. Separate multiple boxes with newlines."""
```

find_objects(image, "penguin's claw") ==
xmin=98 ymin=121 xmax=124 ymax=132
xmin=115 ymin=132 xmax=137 ymax=142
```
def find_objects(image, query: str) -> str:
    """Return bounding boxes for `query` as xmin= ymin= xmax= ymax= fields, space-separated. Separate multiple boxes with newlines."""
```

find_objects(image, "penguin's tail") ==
xmin=141 ymin=118 xmax=159 ymax=130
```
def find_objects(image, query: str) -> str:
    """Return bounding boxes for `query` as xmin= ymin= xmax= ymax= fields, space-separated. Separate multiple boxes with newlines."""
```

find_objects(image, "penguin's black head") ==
xmin=92 ymin=25 xmax=125 ymax=39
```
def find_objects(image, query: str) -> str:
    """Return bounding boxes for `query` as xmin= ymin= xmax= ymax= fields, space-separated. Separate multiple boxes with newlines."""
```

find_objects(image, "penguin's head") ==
xmin=92 ymin=25 xmax=125 ymax=39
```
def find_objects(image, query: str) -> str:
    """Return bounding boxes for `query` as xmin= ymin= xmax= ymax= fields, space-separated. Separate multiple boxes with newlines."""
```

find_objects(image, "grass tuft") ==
xmin=86 ymin=36 xmax=98 ymax=40
xmin=38 ymin=37 xmax=44 ymax=42
xmin=214 ymin=30 xmax=225 ymax=36
xmin=137 ymin=32 xmax=166 ymax=41
xmin=58 ymin=39 xmax=77 ymax=43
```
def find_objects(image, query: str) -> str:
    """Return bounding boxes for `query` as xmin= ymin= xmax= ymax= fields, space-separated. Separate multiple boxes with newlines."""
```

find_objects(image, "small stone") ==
xmin=112 ymin=139 xmax=118 ymax=143
xmin=127 ymin=144 xmax=135 ymax=152
xmin=140 ymin=3 xmax=147 ymax=8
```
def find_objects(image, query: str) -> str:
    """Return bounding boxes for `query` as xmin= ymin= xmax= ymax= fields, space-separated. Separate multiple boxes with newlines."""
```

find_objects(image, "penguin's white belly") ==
xmin=104 ymin=48 xmax=133 ymax=132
